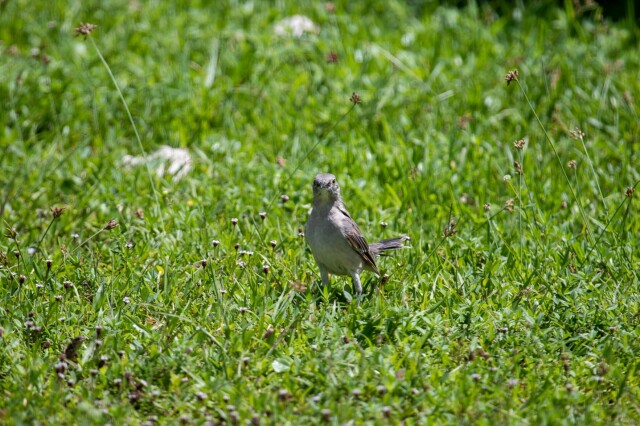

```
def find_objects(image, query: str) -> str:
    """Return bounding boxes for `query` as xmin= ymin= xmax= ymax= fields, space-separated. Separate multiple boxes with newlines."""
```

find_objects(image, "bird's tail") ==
xmin=369 ymin=236 xmax=410 ymax=256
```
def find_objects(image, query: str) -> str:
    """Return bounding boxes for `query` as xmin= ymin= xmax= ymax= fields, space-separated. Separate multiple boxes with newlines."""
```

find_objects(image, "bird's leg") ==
xmin=319 ymin=264 xmax=330 ymax=288
xmin=351 ymin=272 xmax=363 ymax=305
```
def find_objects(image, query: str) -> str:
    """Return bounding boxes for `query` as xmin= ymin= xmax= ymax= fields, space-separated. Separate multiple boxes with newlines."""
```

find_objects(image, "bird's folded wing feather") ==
xmin=337 ymin=205 xmax=379 ymax=273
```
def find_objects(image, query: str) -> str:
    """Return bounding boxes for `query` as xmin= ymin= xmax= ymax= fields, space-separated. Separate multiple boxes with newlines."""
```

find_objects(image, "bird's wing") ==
xmin=337 ymin=205 xmax=379 ymax=274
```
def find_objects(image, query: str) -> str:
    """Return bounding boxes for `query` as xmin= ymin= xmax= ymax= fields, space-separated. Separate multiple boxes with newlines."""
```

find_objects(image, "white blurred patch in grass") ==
xmin=122 ymin=146 xmax=192 ymax=181
xmin=273 ymin=15 xmax=318 ymax=37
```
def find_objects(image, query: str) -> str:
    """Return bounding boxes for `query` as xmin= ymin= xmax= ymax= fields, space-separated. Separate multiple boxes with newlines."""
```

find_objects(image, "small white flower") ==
xmin=503 ymin=174 xmax=512 ymax=182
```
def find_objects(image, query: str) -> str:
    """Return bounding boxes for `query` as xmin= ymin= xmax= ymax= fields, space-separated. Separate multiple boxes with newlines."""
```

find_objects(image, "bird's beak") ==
xmin=314 ymin=185 xmax=328 ymax=195
xmin=313 ymin=184 xmax=333 ymax=200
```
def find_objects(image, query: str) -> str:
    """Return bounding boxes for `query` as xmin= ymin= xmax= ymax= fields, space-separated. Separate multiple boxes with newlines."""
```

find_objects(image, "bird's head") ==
xmin=312 ymin=173 xmax=341 ymax=202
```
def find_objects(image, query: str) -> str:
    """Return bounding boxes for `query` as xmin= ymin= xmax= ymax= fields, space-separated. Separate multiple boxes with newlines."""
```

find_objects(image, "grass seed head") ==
xmin=513 ymin=138 xmax=526 ymax=150
xmin=51 ymin=206 xmax=65 ymax=218
xmin=460 ymin=193 xmax=476 ymax=205
xmin=504 ymin=198 xmax=515 ymax=213
xmin=514 ymin=160 xmax=523 ymax=174
xmin=321 ymin=409 xmax=331 ymax=422
xmin=277 ymin=388 xmax=291 ymax=401
xmin=625 ymin=186 xmax=634 ymax=198
xmin=75 ymin=23 xmax=97 ymax=37
xmin=104 ymin=219 xmax=118 ymax=230
xmin=383 ymin=406 xmax=391 ymax=418
xmin=569 ymin=127 xmax=585 ymax=140
xmin=98 ymin=355 xmax=108 ymax=368
xmin=262 ymin=326 xmax=274 ymax=339
xmin=505 ymin=69 xmax=519 ymax=85
xmin=443 ymin=218 xmax=457 ymax=237
xmin=6 ymin=227 xmax=17 ymax=240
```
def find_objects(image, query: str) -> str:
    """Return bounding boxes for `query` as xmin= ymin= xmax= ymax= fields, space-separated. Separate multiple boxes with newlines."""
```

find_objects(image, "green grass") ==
xmin=1 ymin=0 xmax=639 ymax=424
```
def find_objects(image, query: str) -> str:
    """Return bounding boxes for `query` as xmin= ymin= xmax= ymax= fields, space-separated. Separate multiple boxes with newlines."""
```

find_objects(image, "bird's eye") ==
xmin=331 ymin=179 xmax=336 ymax=184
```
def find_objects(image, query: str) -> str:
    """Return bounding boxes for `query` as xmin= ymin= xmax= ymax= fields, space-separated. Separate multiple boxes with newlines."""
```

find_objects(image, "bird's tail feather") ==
xmin=369 ymin=236 xmax=410 ymax=256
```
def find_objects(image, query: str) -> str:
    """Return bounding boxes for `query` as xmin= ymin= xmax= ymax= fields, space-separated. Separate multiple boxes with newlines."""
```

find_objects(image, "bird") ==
xmin=304 ymin=173 xmax=408 ymax=301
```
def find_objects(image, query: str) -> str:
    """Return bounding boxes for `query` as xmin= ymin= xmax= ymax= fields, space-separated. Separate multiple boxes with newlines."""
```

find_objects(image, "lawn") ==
xmin=1 ymin=0 xmax=639 ymax=424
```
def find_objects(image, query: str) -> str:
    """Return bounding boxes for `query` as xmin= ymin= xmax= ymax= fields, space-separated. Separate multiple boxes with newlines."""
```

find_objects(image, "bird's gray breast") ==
xmin=305 ymin=206 xmax=364 ymax=276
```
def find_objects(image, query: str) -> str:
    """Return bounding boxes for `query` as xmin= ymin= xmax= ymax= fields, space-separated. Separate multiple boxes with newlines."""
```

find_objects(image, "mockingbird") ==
xmin=305 ymin=173 xmax=408 ymax=300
